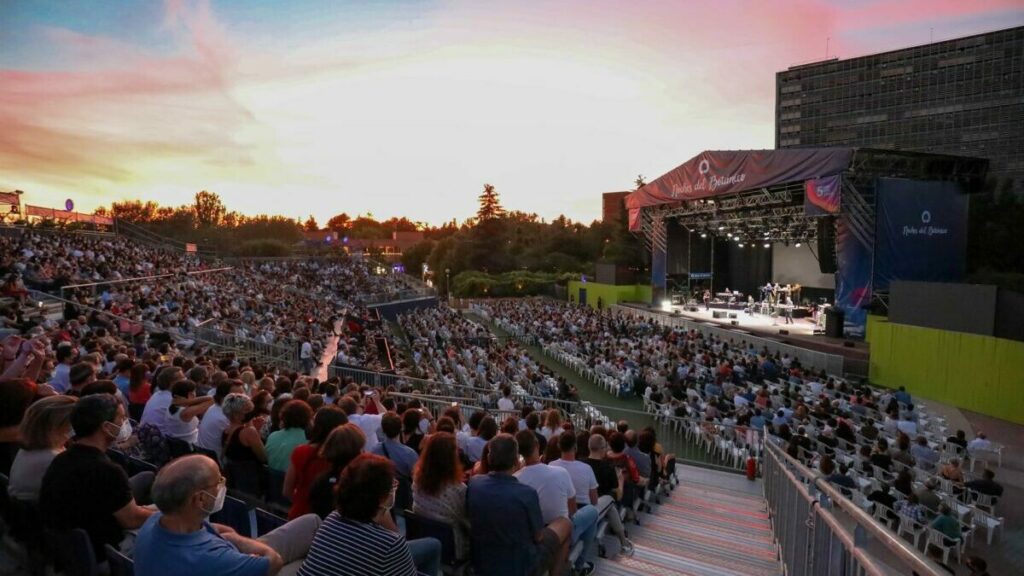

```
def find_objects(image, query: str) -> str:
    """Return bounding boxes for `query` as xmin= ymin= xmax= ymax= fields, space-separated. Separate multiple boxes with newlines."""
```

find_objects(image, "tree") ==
xmin=634 ymin=175 xmax=646 ymax=189
xmin=326 ymin=212 xmax=351 ymax=232
xmin=303 ymin=215 xmax=319 ymax=232
xmin=193 ymin=190 xmax=225 ymax=228
xmin=477 ymin=183 xmax=505 ymax=221
xmin=109 ymin=200 xmax=160 ymax=223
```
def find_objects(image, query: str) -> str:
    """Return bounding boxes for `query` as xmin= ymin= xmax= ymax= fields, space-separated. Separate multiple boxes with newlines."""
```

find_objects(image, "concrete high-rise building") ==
xmin=776 ymin=26 xmax=1023 ymax=193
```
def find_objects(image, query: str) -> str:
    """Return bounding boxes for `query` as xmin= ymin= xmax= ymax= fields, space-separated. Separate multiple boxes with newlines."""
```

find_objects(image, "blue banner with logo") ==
xmin=804 ymin=175 xmax=842 ymax=216
xmin=873 ymin=178 xmax=968 ymax=292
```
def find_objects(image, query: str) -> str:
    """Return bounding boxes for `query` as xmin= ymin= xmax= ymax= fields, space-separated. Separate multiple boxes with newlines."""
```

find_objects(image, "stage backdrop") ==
xmin=771 ymin=244 xmax=835 ymax=291
xmin=873 ymin=178 xmax=968 ymax=292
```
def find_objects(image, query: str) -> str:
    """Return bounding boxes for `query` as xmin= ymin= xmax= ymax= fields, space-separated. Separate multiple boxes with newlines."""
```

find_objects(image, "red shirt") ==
xmin=287 ymin=443 xmax=331 ymax=520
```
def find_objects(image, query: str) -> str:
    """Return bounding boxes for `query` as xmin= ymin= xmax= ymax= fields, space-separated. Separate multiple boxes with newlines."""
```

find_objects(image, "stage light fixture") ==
xmin=795 ymin=242 xmax=802 ymax=247
xmin=717 ymin=226 xmax=724 ymax=230
xmin=737 ymin=243 xmax=744 ymax=248
xmin=763 ymin=243 xmax=770 ymax=248
xmin=700 ymin=232 xmax=707 ymax=238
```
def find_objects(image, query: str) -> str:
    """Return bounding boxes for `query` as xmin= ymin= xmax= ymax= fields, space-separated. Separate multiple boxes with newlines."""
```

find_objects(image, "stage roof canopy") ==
xmin=626 ymin=148 xmax=854 ymax=210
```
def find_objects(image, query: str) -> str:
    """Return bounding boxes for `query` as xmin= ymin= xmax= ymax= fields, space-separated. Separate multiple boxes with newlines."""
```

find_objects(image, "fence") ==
xmin=58 ymin=266 xmax=234 ymax=299
xmin=763 ymin=436 xmax=947 ymax=576
xmin=612 ymin=304 xmax=847 ymax=376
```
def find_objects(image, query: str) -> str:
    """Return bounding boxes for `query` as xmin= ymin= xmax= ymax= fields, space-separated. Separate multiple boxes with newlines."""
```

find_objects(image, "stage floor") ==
xmin=668 ymin=305 xmax=819 ymax=337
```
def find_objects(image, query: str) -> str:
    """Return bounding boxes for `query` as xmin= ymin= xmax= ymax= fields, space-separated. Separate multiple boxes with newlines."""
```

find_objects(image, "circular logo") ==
xmin=698 ymin=159 xmax=710 ymax=175
xmin=921 ymin=210 xmax=931 ymax=224
xmin=65 ymin=199 xmax=74 ymax=212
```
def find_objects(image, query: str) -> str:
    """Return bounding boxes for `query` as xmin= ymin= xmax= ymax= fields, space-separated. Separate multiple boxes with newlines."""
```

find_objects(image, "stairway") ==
xmin=596 ymin=464 xmax=782 ymax=576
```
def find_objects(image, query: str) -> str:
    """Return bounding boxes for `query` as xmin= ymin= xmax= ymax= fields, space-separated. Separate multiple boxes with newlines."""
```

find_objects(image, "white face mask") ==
xmin=106 ymin=419 xmax=132 ymax=443
xmin=200 ymin=483 xmax=227 ymax=516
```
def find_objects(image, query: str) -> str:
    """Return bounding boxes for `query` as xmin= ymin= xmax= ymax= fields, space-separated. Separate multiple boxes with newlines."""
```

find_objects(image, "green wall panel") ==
xmin=867 ymin=315 xmax=1024 ymax=424
xmin=566 ymin=281 xmax=652 ymax=309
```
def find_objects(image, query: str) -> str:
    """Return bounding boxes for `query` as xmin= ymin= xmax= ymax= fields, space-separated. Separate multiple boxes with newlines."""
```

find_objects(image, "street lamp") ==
xmin=445 ymin=268 xmax=451 ymax=302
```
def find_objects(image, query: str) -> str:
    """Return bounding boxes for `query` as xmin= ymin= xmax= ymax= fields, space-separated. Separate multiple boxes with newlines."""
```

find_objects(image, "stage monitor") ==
xmin=873 ymin=178 xmax=968 ymax=291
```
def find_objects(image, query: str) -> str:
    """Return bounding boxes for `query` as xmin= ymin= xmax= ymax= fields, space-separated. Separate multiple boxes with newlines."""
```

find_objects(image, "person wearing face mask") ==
xmin=299 ymin=453 xmax=442 ymax=576
xmin=135 ymin=455 xmax=322 ymax=576
xmin=39 ymin=394 xmax=156 ymax=561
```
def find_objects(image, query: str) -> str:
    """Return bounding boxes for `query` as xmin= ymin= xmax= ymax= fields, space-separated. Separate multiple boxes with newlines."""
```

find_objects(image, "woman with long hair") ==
xmin=127 ymin=363 xmax=151 ymax=421
xmin=400 ymin=408 xmax=425 ymax=453
xmin=307 ymin=423 xmax=366 ymax=519
xmin=412 ymin=432 xmax=470 ymax=559
xmin=284 ymin=406 xmax=348 ymax=520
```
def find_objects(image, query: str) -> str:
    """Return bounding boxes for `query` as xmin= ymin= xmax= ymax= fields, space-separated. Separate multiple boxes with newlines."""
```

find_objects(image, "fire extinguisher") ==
xmin=746 ymin=456 xmax=757 ymax=481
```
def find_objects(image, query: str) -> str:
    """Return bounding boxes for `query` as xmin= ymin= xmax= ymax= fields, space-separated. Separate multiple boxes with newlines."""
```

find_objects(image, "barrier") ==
xmin=763 ymin=435 xmax=947 ymax=576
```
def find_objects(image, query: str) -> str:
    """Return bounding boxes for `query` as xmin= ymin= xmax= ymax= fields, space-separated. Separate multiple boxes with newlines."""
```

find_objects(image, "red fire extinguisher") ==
xmin=746 ymin=456 xmax=757 ymax=481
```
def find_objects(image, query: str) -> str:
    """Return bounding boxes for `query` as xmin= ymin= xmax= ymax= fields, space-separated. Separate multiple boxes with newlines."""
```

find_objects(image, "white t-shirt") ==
xmin=497 ymin=397 xmax=515 ymax=412
xmin=349 ymin=413 xmax=383 ymax=449
xmin=300 ymin=342 xmax=313 ymax=360
xmin=196 ymin=403 xmax=230 ymax=458
xmin=515 ymin=463 xmax=574 ymax=524
xmin=163 ymin=406 xmax=200 ymax=444
xmin=140 ymin=390 xmax=172 ymax=429
xmin=551 ymin=459 xmax=598 ymax=505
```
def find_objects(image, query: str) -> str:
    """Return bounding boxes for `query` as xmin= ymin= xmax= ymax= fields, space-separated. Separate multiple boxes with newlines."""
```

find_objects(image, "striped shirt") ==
xmin=297 ymin=512 xmax=417 ymax=576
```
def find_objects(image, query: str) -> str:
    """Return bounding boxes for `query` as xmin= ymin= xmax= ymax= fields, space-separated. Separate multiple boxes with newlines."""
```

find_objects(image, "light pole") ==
xmin=445 ymin=268 xmax=451 ymax=302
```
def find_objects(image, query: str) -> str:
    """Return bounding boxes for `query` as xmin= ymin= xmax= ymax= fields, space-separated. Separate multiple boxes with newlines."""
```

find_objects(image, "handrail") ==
xmin=59 ymin=266 xmax=233 ymax=295
xmin=763 ymin=435 xmax=947 ymax=576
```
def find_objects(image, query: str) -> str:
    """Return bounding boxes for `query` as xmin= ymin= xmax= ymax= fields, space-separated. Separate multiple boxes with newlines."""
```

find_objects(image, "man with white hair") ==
xmin=134 ymin=455 xmax=320 ymax=576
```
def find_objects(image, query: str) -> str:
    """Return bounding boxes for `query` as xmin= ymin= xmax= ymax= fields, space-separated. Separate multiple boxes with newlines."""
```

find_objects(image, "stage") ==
xmin=621 ymin=302 xmax=871 ymax=376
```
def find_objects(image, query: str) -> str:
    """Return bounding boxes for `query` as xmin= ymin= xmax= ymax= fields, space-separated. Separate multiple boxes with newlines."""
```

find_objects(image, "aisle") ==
xmin=316 ymin=319 xmax=342 ymax=381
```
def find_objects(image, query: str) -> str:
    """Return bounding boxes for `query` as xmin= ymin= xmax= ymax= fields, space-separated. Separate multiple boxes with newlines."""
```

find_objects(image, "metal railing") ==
xmin=763 ymin=436 xmax=948 ymax=576
xmin=613 ymin=304 xmax=846 ymax=376
xmin=58 ymin=266 xmax=234 ymax=298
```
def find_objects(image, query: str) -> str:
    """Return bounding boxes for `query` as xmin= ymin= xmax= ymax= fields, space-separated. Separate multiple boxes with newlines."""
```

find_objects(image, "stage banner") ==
xmin=873 ymin=178 xmax=968 ymax=292
xmin=626 ymin=148 xmax=853 ymax=210
xmin=834 ymin=213 xmax=872 ymax=338
xmin=628 ymin=208 xmax=641 ymax=232
xmin=651 ymin=242 xmax=667 ymax=298
xmin=804 ymin=175 xmax=842 ymax=216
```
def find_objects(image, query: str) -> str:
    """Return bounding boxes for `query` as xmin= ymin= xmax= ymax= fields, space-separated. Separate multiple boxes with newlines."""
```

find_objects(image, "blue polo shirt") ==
xmin=370 ymin=438 xmax=419 ymax=479
xmin=134 ymin=513 xmax=269 ymax=576
xmin=466 ymin=472 xmax=544 ymax=576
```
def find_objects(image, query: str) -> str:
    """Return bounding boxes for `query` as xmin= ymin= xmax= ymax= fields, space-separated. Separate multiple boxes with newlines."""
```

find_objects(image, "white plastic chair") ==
xmin=971 ymin=506 xmax=1004 ymax=545
xmin=925 ymin=528 xmax=963 ymax=565
xmin=897 ymin=515 xmax=926 ymax=549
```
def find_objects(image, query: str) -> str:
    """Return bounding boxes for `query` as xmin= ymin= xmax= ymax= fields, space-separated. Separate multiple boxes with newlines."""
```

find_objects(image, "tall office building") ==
xmin=776 ymin=26 xmax=1023 ymax=193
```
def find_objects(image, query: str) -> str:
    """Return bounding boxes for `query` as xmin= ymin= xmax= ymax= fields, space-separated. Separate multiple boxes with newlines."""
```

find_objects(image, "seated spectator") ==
xmin=891 ymin=434 xmax=916 ymax=467
xmin=298 ymin=453 xmax=441 ymax=576
xmin=284 ymin=406 xmax=348 ymax=520
xmin=127 ymin=363 xmax=152 ymax=421
xmin=66 ymin=361 xmax=96 ymax=396
xmin=860 ymin=418 xmax=879 ymax=442
xmin=140 ymin=366 xmax=185 ymax=431
xmin=222 ymin=394 xmax=267 ymax=495
xmin=870 ymin=438 xmax=893 ymax=472
xmin=930 ymin=504 xmax=964 ymax=545
xmin=371 ymin=411 xmax=419 ymax=511
xmin=967 ymin=432 xmax=992 ymax=453
xmin=40 ymin=394 xmax=155 ymax=560
xmin=909 ymin=436 xmax=939 ymax=469
xmin=412 ymin=431 xmax=470 ymax=560
xmin=965 ymin=469 xmax=1003 ymax=504
xmin=916 ymin=478 xmax=942 ymax=514
xmin=307 ymin=423 xmax=365 ymax=519
xmin=0 ymin=378 xmax=48 ymax=476
xmin=525 ymin=411 xmax=548 ymax=455
xmin=267 ymin=400 xmax=313 ymax=474
xmin=166 ymin=379 xmax=214 ymax=445
xmin=582 ymin=432 xmax=633 ymax=555
xmin=946 ymin=429 xmax=968 ymax=450
xmin=400 ymin=408 xmax=426 ymax=453
xmin=135 ymin=454 xmax=321 ymax=576
xmin=515 ymin=430 xmax=597 ymax=575
xmin=196 ymin=380 xmax=244 ymax=460
xmin=623 ymin=429 xmax=651 ymax=480
xmin=8 ymin=395 xmax=76 ymax=501
xmin=895 ymin=493 xmax=929 ymax=525
xmin=894 ymin=469 xmax=914 ymax=497
xmin=497 ymin=386 xmax=516 ymax=412
xmin=867 ymin=483 xmax=898 ymax=525
xmin=466 ymin=434 xmax=571 ymax=576
xmin=939 ymin=458 xmax=965 ymax=492
xmin=820 ymin=457 xmax=855 ymax=496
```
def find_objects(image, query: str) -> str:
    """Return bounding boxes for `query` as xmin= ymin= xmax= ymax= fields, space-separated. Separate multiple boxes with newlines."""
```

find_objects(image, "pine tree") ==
xmin=477 ymin=183 xmax=505 ymax=221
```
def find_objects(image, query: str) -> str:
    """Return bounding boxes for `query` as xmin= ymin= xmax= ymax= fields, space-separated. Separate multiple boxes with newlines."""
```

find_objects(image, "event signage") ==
xmin=804 ymin=175 xmax=842 ymax=216
xmin=626 ymin=148 xmax=854 ymax=230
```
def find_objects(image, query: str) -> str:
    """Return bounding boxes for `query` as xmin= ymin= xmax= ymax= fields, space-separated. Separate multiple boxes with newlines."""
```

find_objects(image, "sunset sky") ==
xmin=2 ymin=1 xmax=1021 ymax=225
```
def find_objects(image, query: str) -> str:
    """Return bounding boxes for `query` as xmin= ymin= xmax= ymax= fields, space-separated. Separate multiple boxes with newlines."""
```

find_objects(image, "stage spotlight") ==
xmin=763 ymin=243 xmax=770 ymax=248
xmin=717 ymin=226 xmax=724 ymax=230
xmin=737 ymin=243 xmax=744 ymax=248
xmin=660 ymin=299 xmax=672 ymax=311
xmin=795 ymin=242 xmax=802 ymax=247
xmin=700 ymin=232 xmax=707 ymax=238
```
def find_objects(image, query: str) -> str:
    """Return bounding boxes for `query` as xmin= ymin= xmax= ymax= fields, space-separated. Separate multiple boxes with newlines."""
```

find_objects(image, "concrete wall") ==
xmin=567 ymin=281 xmax=652 ymax=309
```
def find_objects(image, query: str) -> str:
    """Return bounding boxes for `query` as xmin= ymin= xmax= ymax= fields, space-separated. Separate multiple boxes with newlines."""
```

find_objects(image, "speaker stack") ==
xmin=712 ymin=311 xmax=727 ymax=319
xmin=817 ymin=217 xmax=838 ymax=274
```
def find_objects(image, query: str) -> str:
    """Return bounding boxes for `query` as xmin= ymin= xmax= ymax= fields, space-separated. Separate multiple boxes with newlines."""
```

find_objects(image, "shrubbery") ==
xmin=451 ymin=270 xmax=577 ymax=297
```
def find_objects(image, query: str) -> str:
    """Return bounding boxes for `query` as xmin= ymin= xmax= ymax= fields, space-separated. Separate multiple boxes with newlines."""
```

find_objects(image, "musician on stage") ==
xmin=703 ymin=288 xmax=711 ymax=311
xmin=783 ymin=295 xmax=794 ymax=325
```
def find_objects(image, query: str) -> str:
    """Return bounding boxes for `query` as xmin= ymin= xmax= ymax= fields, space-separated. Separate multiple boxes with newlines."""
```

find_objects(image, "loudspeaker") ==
xmin=817 ymin=217 xmax=837 ymax=274
xmin=731 ymin=320 xmax=739 ymax=326
xmin=779 ymin=329 xmax=789 ymax=335
xmin=825 ymin=307 xmax=844 ymax=338
xmin=712 ymin=311 xmax=727 ymax=319
xmin=728 ymin=313 xmax=737 ymax=319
